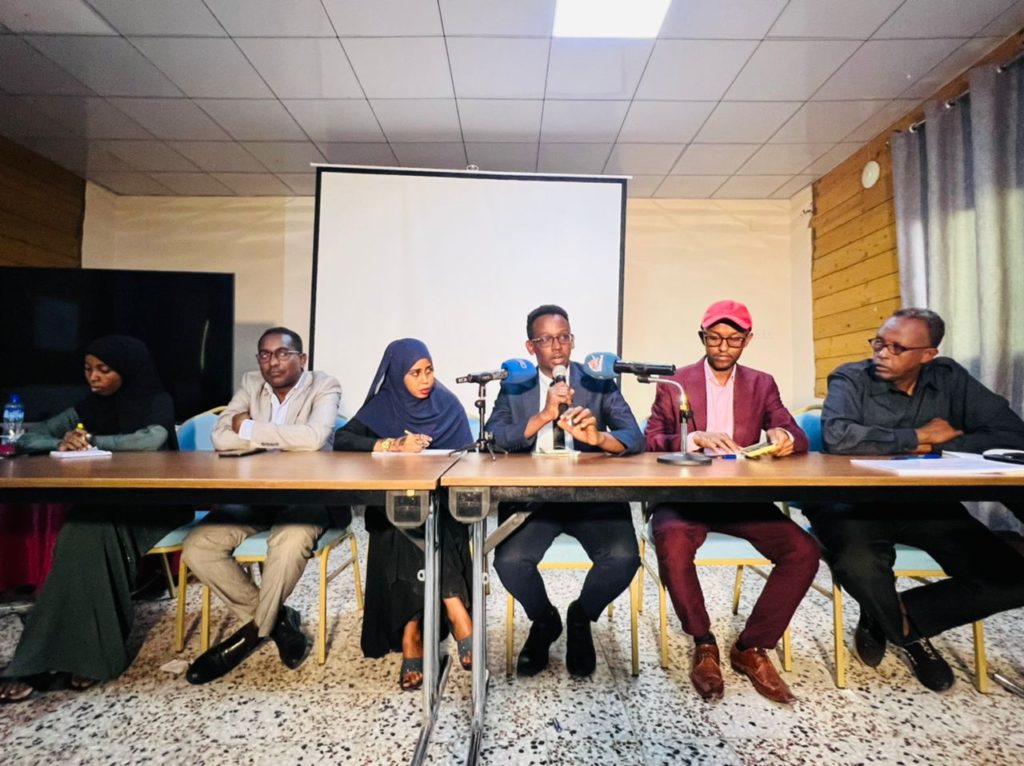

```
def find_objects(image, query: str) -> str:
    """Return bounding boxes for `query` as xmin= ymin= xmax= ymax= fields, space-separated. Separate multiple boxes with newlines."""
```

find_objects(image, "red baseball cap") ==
xmin=702 ymin=300 xmax=753 ymax=331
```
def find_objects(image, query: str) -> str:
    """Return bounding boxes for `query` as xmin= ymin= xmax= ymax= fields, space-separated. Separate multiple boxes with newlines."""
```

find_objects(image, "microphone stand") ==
xmin=637 ymin=376 xmax=712 ymax=467
xmin=472 ymin=382 xmax=505 ymax=461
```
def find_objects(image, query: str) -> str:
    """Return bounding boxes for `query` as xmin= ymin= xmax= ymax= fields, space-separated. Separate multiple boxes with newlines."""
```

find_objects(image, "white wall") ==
xmin=82 ymin=182 xmax=815 ymax=418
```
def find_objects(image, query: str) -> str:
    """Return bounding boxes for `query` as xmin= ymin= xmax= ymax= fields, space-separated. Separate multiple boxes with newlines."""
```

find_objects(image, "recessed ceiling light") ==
xmin=553 ymin=0 xmax=671 ymax=38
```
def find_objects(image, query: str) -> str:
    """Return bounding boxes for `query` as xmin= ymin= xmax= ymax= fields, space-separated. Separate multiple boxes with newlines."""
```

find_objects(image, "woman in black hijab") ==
xmin=0 ymin=336 xmax=190 ymax=704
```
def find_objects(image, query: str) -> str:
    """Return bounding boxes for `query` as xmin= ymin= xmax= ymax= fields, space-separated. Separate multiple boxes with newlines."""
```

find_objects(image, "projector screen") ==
xmin=311 ymin=166 xmax=626 ymax=418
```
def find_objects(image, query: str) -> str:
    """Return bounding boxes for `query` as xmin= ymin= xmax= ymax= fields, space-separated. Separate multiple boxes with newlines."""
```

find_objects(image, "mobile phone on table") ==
xmin=741 ymin=441 xmax=779 ymax=459
xmin=218 ymin=448 xmax=266 ymax=458
xmin=983 ymin=449 xmax=1024 ymax=466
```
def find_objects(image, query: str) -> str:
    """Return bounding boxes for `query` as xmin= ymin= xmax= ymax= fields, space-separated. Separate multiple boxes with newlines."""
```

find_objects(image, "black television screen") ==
xmin=0 ymin=267 xmax=234 ymax=423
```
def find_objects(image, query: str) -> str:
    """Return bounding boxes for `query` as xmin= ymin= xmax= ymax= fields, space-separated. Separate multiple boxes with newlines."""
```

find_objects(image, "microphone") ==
xmin=582 ymin=352 xmax=676 ymax=379
xmin=456 ymin=358 xmax=536 ymax=385
xmin=552 ymin=363 xmax=568 ymax=449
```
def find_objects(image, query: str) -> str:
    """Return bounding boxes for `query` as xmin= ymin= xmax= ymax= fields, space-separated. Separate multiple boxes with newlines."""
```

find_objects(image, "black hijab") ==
xmin=76 ymin=335 xmax=178 ymax=450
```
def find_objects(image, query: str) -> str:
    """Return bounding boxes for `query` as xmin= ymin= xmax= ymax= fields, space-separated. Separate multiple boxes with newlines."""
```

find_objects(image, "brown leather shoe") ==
xmin=729 ymin=643 xmax=795 ymax=704
xmin=690 ymin=643 xmax=724 ymax=701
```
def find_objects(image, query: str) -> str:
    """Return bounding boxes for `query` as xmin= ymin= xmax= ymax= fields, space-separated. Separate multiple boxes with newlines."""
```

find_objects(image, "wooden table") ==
xmin=440 ymin=451 xmax=1024 ymax=766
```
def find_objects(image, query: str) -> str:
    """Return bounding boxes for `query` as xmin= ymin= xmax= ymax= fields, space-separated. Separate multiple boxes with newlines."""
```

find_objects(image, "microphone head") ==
xmin=581 ymin=352 xmax=619 ymax=380
xmin=552 ymin=364 xmax=568 ymax=382
xmin=500 ymin=358 xmax=536 ymax=386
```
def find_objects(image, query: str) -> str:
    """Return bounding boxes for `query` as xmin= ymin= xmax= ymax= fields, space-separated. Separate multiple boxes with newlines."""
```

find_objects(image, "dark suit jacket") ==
xmin=486 ymin=360 xmax=644 ymax=455
xmin=644 ymin=359 xmax=807 ymax=453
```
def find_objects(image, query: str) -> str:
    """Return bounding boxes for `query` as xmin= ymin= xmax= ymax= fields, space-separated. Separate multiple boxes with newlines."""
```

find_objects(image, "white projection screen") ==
xmin=311 ymin=166 xmax=626 ymax=418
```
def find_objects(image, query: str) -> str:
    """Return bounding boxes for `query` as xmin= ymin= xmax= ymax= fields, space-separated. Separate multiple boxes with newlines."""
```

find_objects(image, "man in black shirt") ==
xmin=806 ymin=308 xmax=1024 ymax=692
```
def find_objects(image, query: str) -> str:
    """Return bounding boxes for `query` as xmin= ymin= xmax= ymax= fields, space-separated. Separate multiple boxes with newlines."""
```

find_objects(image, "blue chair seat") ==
xmin=643 ymin=522 xmax=764 ymax=561
xmin=894 ymin=544 xmax=941 ymax=571
xmin=232 ymin=526 xmax=351 ymax=558
xmin=539 ymin=533 xmax=588 ymax=565
xmin=149 ymin=511 xmax=209 ymax=550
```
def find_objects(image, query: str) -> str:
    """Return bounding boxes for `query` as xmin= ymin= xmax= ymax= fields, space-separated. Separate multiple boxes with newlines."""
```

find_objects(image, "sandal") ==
xmin=0 ymin=679 xmax=35 ymax=704
xmin=69 ymin=675 xmax=98 ymax=692
xmin=399 ymin=657 xmax=423 ymax=692
xmin=456 ymin=634 xmax=473 ymax=671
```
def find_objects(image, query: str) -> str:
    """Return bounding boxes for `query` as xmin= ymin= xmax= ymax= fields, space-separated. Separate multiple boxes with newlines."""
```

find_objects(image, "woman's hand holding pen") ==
xmin=59 ymin=423 xmax=92 ymax=451
xmin=395 ymin=430 xmax=432 ymax=453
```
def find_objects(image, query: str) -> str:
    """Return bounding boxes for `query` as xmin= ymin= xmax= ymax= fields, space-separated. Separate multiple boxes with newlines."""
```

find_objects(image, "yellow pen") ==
xmin=76 ymin=422 xmax=92 ymax=445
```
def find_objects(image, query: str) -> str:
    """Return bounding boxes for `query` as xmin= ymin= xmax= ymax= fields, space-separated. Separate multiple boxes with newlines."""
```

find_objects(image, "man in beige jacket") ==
xmin=183 ymin=327 xmax=343 ymax=684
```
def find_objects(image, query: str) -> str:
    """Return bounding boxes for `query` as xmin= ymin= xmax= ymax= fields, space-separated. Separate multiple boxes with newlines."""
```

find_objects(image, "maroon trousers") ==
xmin=650 ymin=503 xmax=819 ymax=649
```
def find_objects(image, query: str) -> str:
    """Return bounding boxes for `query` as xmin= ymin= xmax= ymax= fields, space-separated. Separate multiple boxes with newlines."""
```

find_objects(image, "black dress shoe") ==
xmin=854 ymin=610 xmax=887 ymax=668
xmin=565 ymin=600 xmax=596 ymax=678
xmin=897 ymin=637 xmax=955 ymax=692
xmin=271 ymin=606 xmax=308 ymax=670
xmin=517 ymin=605 xmax=562 ymax=677
xmin=186 ymin=622 xmax=262 ymax=685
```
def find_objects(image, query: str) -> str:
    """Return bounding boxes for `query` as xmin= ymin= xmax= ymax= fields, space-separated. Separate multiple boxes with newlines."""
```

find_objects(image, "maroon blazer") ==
xmin=645 ymin=359 xmax=808 ymax=453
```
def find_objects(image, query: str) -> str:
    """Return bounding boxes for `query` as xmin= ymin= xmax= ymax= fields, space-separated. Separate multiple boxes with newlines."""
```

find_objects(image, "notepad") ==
xmin=371 ymin=449 xmax=454 ymax=457
xmin=851 ymin=454 xmax=1024 ymax=476
xmin=50 ymin=448 xmax=113 ymax=459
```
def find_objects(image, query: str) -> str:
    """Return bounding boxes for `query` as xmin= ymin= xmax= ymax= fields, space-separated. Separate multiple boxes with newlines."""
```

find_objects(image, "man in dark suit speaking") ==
xmin=645 ymin=300 xmax=818 ymax=704
xmin=486 ymin=304 xmax=643 ymax=678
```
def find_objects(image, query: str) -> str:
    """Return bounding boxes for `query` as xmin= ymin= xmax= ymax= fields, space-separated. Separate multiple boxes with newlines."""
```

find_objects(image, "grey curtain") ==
xmin=892 ymin=62 xmax=1024 ymax=529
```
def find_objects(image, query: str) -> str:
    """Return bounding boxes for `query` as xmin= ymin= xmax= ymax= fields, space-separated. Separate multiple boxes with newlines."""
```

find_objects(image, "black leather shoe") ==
xmin=565 ymin=600 xmax=596 ymax=678
xmin=271 ymin=606 xmax=308 ymax=670
xmin=897 ymin=637 xmax=955 ymax=692
xmin=854 ymin=610 xmax=887 ymax=668
xmin=186 ymin=622 xmax=262 ymax=685
xmin=516 ymin=605 xmax=562 ymax=677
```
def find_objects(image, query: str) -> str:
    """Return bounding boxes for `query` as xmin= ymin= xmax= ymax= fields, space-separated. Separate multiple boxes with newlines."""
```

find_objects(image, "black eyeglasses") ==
xmin=699 ymin=331 xmax=747 ymax=348
xmin=256 ymin=349 xmax=302 ymax=363
xmin=868 ymin=338 xmax=933 ymax=356
xmin=530 ymin=333 xmax=574 ymax=348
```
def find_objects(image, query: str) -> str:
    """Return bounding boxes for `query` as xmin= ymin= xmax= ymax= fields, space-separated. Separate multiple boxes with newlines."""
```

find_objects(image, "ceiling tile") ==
xmin=802 ymin=142 xmax=861 ymax=175
xmin=458 ymin=99 xmax=542 ymax=142
xmin=546 ymin=39 xmax=653 ymax=100
xmin=322 ymin=0 xmax=442 ymax=36
xmin=0 ymin=96 xmax=77 ymax=138
xmin=237 ymin=39 xmax=363 ymax=99
xmin=447 ymin=37 xmax=549 ymax=99
xmin=771 ymin=175 xmax=815 ymax=200
xmin=713 ymin=175 xmax=789 ymax=198
xmin=86 ymin=0 xmax=226 ymax=36
xmin=660 ymin=0 xmax=787 ymax=38
xmin=537 ymin=143 xmax=612 ymax=174
xmin=168 ymin=140 xmax=268 ymax=172
xmin=212 ymin=172 xmax=292 ymax=195
xmin=540 ymin=100 xmax=629 ymax=142
xmin=738 ymin=143 xmax=835 ymax=175
xmin=130 ymin=37 xmax=271 ymax=98
xmin=343 ymin=38 xmax=453 ymax=98
xmin=464 ymin=142 xmax=538 ymax=173
xmin=725 ymin=41 xmax=860 ymax=101
xmin=618 ymin=101 xmax=715 ymax=143
xmin=694 ymin=102 xmax=801 ymax=143
xmin=26 ymin=36 xmax=180 ymax=96
xmin=440 ymin=0 xmax=555 ymax=35
xmin=655 ymin=175 xmax=729 ymax=198
xmin=196 ymin=99 xmax=306 ymax=141
xmin=981 ymin=0 xmax=1024 ymax=35
xmin=277 ymin=172 xmax=317 ymax=195
xmin=670 ymin=144 xmax=760 ymax=175
xmin=873 ymin=0 xmax=1015 ymax=38
xmin=241 ymin=141 xmax=325 ymax=172
xmin=149 ymin=172 xmax=234 ymax=195
xmin=771 ymin=101 xmax=888 ymax=144
xmin=89 ymin=172 xmax=173 ymax=195
xmin=0 ymin=37 xmax=93 ymax=95
xmin=26 ymin=96 xmax=150 ymax=139
xmin=391 ymin=142 xmax=467 ymax=169
xmin=93 ymin=139 xmax=199 ymax=171
xmin=21 ymin=137 xmax=141 ymax=172
xmin=109 ymin=97 xmax=230 ymax=140
xmin=900 ymin=38 xmax=1004 ymax=99
xmin=768 ymin=0 xmax=904 ymax=39
xmin=203 ymin=0 xmax=335 ymax=36
xmin=605 ymin=144 xmax=684 ymax=175
xmin=371 ymin=99 xmax=460 ymax=142
xmin=623 ymin=176 xmax=660 ymax=197
xmin=813 ymin=39 xmax=962 ymax=100
xmin=284 ymin=100 xmax=384 ymax=142
xmin=0 ymin=0 xmax=116 ymax=34
xmin=636 ymin=40 xmax=759 ymax=101
xmin=318 ymin=142 xmax=398 ymax=165
xmin=843 ymin=99 xmax=920 ymax=142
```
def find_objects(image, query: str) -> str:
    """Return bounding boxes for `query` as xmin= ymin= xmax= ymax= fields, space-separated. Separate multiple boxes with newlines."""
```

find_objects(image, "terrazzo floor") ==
xmin=2 ymin=508 xmax=1023 ymax=765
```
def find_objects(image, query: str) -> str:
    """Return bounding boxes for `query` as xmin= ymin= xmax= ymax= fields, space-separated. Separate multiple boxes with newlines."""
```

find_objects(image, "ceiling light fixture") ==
xmin=553 ymin=0 xmax=671 ymax=38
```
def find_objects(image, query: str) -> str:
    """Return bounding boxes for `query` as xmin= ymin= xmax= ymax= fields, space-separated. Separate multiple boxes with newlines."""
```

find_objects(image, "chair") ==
xmin=505 ymin=533 xmax=640 ymax=677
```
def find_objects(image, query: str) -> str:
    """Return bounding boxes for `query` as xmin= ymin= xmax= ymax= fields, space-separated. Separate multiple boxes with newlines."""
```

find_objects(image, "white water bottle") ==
xmin=3 ymin=394 xmax=25 ymax=441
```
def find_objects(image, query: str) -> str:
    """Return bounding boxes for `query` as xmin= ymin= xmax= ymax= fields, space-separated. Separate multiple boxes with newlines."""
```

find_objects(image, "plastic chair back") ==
xmin=177 ymin=411 xmax=221 ymax=452
xmin=795 ymin=409 xmax=823 ymax=453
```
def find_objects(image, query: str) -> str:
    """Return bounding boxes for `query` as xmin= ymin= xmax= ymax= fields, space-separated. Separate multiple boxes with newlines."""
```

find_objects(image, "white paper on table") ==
xmin=851 ymin=454 xmax=1024 ymax=476
xmin=371 ymin=449 xmax=456 ymax=457
xmin=49 ymin=448 xmax=113 ymax=459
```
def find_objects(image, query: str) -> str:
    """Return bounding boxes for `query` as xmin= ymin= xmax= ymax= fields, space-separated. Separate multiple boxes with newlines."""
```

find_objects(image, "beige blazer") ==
xmin=212 ymin=370 xmax=342 ymax=452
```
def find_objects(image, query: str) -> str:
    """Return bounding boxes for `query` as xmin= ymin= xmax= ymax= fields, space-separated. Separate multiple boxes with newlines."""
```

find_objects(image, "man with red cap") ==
xmin=644 ymin=299 xmax=819 ymax=704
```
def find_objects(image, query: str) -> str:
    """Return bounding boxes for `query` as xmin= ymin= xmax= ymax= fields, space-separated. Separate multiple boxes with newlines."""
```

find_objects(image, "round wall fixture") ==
xmin=861 ymin=160 xmax=881 ymax=189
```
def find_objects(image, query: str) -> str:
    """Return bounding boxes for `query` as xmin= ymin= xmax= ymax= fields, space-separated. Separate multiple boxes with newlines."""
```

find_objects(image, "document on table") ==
xmin=371 ymin=449 xmax=455 ymax=457
xmin=50 ymin=448 xmax=113 ymax=459
xmin=851 ymin=452 xmax=1024 ymax=476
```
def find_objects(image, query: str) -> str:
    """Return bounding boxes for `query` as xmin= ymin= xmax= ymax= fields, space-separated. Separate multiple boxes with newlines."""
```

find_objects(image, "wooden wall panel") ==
xmin=0 ymin=136 xmax=84 ymax=268
xmin=810 ymin=31 xmax=1024 ymax=398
